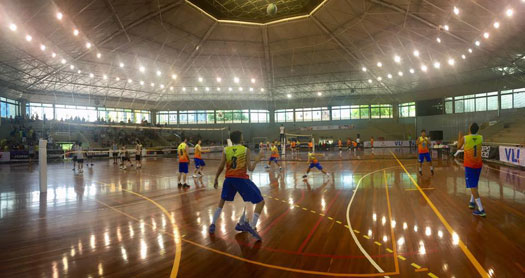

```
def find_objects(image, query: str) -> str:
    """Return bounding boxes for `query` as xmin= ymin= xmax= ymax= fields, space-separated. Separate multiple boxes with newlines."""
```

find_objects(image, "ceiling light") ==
xmin=9 ymin=23 xmax=17 ymax=32
xmin=156 ymin=70 xmax=161 ymax=76
xmin=139 ymin=66 xmax=145 ymax=73
xmin=238 ymin=87 xmax=243 ymax=91
xmin=103 ymin=74 xmax=107 ymax=80
xmin=261 ymin=88 xmax=265 ymax=92
xmin=377 ymin=76 xmax=382 ymax=81
xmin=150 ymin=82 xmax=155 ymax=87
xmin=139 ymin=80 xmax=144 ymax=85
xmin=475 ymin=40 xmax=480 ymax=46
xmin=25 ymin=35 xmax=32 ymax=42
xmin=170 ymin=87 xmax=173 ymax=91
xmin=398 ymin=71 xmax=404 ymax=76
xmin=40 ymin=44 xmax=46 ymax=51
xmin=171 ymin=74 xmax=177 ymax=80
xmin=89 ymin=73 xmax=94 ymax=78
xmin=493 ymin=22 xmax=500 ymax=29
xmin=251 ymin=78 xmax=256 ymax=83
xmin=444 ymin=25 xmax=449 ymax=31
xmin=228 ymin=87 xmax=232 ymax=91
xmin=85 ymin=42 xmax=91 ymax=49
xmin=119 ymin=62 xmax=124 ymax=68
xmin=194 ymin=87 xmax=198 ymax=91
xmin=96 ymin=53 xmax=102 ymax=59
xmin=461 ymin=54 xmax=466 ymax=59
xmin=413 ymin=50 xmax=420 ymax=57
xmin=287 ymin=94 xmax=292 ymax=98
xmin=73 ymin=29 xmax=79 ymax=36
xmin=56 ymin=12 xmax=63 ymax=20
xmin=205 ymin=87 xmax=210 ymax=91
xmin=317 ymin=92 xmax=322 ymax=96
xmin=51 ymin=52 xmax=56 ymax=58
xmin=115 ymin=77 xmax=120 ymax=81
xmin=128 ymin=79 xmax=132 ymax=83
xmin=217 ymin=88 xmax=221 ymax=91
xmin=453 ymin=6 xmax=459 ymax=15
xmin=448 ymin=58 xmax=455 ymax=66
xmin=436 ymin=37 xmax=441 ymax=43
xmin=361 ymin=66 xmax=367 ymax=72
xmin=182 ymin=87 xmax=186 ymax=91
xmin=387 ymin=73 xmax=393 ymax=79
xmin=394 ymin=55 xmax=401 ymax=63
xmin=234 ymin=77 xmax=239 ymax=83
xmin=421 ymin=64 xmax=428 ymax=72
xmin=198 ymin=77 xmax=203 ymax=82
xmin=249 ymin=87 xmax=253 ymax=91
xmin=468 ymin=48 xmax=473 ymax=53
xmin=409 ymin=68 xmax=415 ymax=74
xmin=61 ymin=59 xmax=66 ymax=64
xmin=216 ymin=77 xmax=221 ymax=82
xmin=377 ymin=62 xmax=382 ymax=67
xmin=77 ymin=70 xmax=81 ymax=74
xmin=69 ymin=65 xmax=74 ymax=70
xmin=506 ymin=9 xmax=513 ymax=17
xmin=433 ymin=61 xmax=441 ymax=69
xmin=160 ymin=84 xmax=164 ymax=89
xmin=483 ymin=32 xmax=489 ymax=39
xmin=368 ymin=79 xmax=372 ymax=83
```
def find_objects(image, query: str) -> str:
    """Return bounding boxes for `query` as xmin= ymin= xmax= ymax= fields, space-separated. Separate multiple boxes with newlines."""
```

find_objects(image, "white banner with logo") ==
xmin=0 ymin=152 xmax=10 ymax=162
xmin=363 ymin=140 xmax=409 ymax=148
xmin=499 ymin=146 xmax=524 ymax=166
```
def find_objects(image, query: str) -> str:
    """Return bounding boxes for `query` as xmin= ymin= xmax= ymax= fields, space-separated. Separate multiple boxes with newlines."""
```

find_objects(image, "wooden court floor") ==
xmin=0 ymin=150 xmax=523 ymax=277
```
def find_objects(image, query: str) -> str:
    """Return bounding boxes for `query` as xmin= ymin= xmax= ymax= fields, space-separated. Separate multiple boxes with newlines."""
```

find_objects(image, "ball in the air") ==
xmin=267 ymin=3 xmax=277 ymax=16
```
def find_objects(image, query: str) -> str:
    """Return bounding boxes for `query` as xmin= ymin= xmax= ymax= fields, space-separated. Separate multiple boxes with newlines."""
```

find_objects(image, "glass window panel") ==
xmin=312 ymin=110 xmax=321 ymax=121
xmin=445 ymin=101 xmax=453 ymax=114
xmin=515 ymin=92 xmax=525 ymax=108
xmin=322 ymin=109 xmax=330 ymax=121
xmin=331 ymin=109 xmax=340 ymax=120
xmin=501 ymin=94 xmax=512 ymax=109
xmin=455 ymin=100 xmax=464 ymax=113
xmin=475 ymin=97 xmax=486 ymax=111
xmin=487 ymin=96 xmax=498 ymax=111
xmin=464 ymin=98 xmax=475 ymax=112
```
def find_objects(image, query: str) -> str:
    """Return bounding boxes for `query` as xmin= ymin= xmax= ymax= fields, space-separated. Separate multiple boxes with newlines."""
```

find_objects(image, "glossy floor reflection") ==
xmin=0 ymin=150 xmax=523 ymax=277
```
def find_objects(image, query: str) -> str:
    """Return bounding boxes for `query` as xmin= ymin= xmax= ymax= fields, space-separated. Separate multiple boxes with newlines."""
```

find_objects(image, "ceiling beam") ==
xmin=261 ymin=26 xmax=274 ymax=100
xmin=180 ymin=22 xmax=218 ymax=74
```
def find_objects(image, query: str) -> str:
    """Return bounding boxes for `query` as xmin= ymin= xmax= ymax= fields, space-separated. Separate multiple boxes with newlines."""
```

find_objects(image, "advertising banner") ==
xmin=0 ymin=152 xmax=10 ymax=162
xmin=499 ymin=146 xmax=524 ymax=166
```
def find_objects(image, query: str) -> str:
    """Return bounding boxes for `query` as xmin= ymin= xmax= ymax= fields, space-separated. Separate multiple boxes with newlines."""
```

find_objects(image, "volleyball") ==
xmin=266 ymin=3 xmax=277 ymax=16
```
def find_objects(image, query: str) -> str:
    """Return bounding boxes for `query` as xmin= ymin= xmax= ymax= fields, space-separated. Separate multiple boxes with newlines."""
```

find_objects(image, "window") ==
xmin=294 ymin=107 xmax=329 ymax=122
xmin=370 ymin=104 xmax=392 ymax=119
xmin=514 ymin=88 xmax=525 ymax=108
xmin=179 ymin=110 xmax=215 ymax=124
xmin=445 ymin=97 xmax=453 ymax=114
xmin=359 ymin=105 xmax=370 ymax=119
xmin=331 ymin=106 xmax=351 ymax=120
xmin=216 ymin=110 xmax=249 ymax=124
xmin=250 ymin=110 xmax=269 ymax=123
xmin=275 ymin=109 xmax=294 ymax=123
xmin=450 ymin=92 xmax=499 ymax=113
xmin=27 ymin=103 xmax=54 ymax=120
xmin=97 ymin=108 xmax=133 ymax=123
xmin=0 ymin=97 xmax=19 ymax=118
xmin=55 ymin=105 xmax=96 ymax=122
xmin=501 ymin=90 xmax=513 ymax=109
xmin=399 ymin=102 xmax=416 ymax=118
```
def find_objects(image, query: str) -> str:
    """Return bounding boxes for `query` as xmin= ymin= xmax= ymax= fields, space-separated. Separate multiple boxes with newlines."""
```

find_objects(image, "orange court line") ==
xmin=96 ymin=197 xmax=400 ymax=277
xmin=383 ymin=170 xmax=400 ymax=274
xmin=391 ymin=152 xmax=489 ymax=278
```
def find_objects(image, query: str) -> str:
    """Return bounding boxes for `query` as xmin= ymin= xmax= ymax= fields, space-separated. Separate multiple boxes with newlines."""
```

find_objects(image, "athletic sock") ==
xmin=251 ymin=213 xmax=260 ymax=228
xmin=470 ymin=194 xmax=475 ymax=203
xmin=418 ymin=167 xmax=422 ymax=172
xmin=475 ymin=198 xmax=484 ymax=211
xmin=211 ymin=207 xmax=222 ymax=225
xmin=430 ymin=166 xmax=434 ymax=171
xmin=239 ymin=209 xmax=246 ymax=224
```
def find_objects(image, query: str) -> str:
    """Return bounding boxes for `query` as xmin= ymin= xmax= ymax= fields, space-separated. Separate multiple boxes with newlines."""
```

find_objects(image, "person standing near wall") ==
xmin=279 ymin=124 xmax=285 ymax=143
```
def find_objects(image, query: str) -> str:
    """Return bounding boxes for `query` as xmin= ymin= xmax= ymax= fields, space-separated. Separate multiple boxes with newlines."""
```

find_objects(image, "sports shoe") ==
xmin=468 ymin=202 xmax=476 ymax=209
xmin=183 ymin=183 xmax=190 ymax=188
xmin=302 ymin=174 xmax=307 ymax=179
xmin=264 ymin=165 xmax=270 ymax=169
xmin=419 ymin=170 xmax=423 ymax=176
xmin=472 ymin=209 xmax=486 ymax=217
xmin=209 ymin=224 xmax=216 ymax=233
xmin=178 ymin=183 xmax=182 ymax=188
xmin=242 ymin=223 xmax=262 ymax=241
xmin=235 ymin=222 xmax=248 ymax=232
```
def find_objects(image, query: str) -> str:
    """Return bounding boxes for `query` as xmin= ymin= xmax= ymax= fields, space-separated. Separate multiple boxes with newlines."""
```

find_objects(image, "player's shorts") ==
xmin=418 ymin=153 xmax=431 ymax=163
xmin=135 ymin=155 xmax=141 ymax=161
xmin=73 ymin=156 xmax=77 ymax=162
xmin=194 ymin=158 xmax=205 ymax=168
xmin=465 ymin=167 xmax=482 ymax=188
xmin=179 ymin=162 xmax=189 ymax=173
xmin=221 ymin=177 xmax=264 ymax=204
xmin=77 ymin=159 xmax=84 ymax=163
xmin=309 ymin=162 xmax=323 ymax=170
xmin=269 ymin=156 xmax=279 ymax=162
xmin=122 ymin=157 xmax=130 ymax=161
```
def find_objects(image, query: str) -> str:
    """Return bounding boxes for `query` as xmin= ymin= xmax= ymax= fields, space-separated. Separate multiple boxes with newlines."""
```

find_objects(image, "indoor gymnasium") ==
xmin=1 ymin=0 xmax=525 ymax=277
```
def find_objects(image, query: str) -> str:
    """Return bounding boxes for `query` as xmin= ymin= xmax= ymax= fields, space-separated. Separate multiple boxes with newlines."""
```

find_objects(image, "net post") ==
xmin=39 ymin=139 xmax=47 ymax=193
xmin=312 ymin=136 xmax=315 ymax=153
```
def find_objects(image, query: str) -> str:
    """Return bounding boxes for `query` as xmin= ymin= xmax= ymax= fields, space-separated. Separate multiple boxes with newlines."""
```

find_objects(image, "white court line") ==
xmin=345 ymin=164 xmax=414 ymax=276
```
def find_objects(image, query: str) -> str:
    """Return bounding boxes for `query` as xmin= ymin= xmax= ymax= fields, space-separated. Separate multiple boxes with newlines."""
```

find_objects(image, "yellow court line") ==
xmin=97 ymin=198 xmax=400 ymax=277
xmin=404 ymin=188 xmax=435 ymax=191
xmin=391 ymin=152 xmax=489 ymax=278
xmin=383 ymin=170 xmax=400 ymax=274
